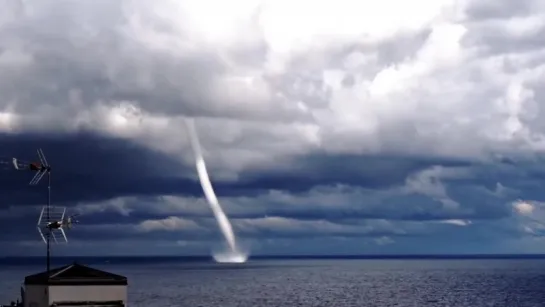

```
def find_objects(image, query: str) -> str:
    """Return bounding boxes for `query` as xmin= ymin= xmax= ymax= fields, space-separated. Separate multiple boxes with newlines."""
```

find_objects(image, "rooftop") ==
xmin=51 ymin=301 xmax=124 ymax=306
xmin=24 ymin=262 xmax=127 ymax=286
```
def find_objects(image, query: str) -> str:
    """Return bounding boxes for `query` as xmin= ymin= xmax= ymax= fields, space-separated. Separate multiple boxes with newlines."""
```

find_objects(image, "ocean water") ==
xmin=1 ymin=257 xmax=545 ymax=307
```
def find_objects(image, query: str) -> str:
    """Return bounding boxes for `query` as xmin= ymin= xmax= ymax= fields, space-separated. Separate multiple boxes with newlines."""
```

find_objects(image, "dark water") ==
xmin=2 ymin=257 xmax=545 ymax=307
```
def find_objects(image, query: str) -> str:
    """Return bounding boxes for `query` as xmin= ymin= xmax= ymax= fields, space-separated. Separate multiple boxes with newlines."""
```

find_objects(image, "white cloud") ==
xmin=137 ymin=216 xmax=202 ymax=232
xmin=0 ymin=0 xmax=544 ymax=177
xmin=511 ymin=200 xmax=545 ymax=237
xmin=75 ymin=198 xmax=134 ymax=216
xmin=375 ymin=236 xmax=394 ymax=245
xmin=404 ymin=166 xmax=468 ymax=210
xmin=513 ymin=201 xmax=535 ymax=215
xmin=234 ymin=216 xmax=366 ymax=236
xmin=438 ymin=219 xmax=472 ymax=226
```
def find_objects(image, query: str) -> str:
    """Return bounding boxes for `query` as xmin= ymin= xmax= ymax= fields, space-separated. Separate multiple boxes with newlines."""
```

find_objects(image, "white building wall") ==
xmin=48 ymin=285 xmax=127 ymax=305
xmin=24 ymin=285 xmax=48 ymax=307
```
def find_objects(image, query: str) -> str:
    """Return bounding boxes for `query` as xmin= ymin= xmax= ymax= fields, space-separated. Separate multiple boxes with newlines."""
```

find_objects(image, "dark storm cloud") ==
xmin=0 ymin=128 xmax=473 ymax=212
xmin=0 ymin=142 xmax=526 ymax=245
xmin=0 ymin=131 xmax=199 ymax=205
xmin=458 ymin=159 xmax=545 ymax=202
xmin=238 ymin=153 xmax=472 ymax=192
xmin=266 ymin=195 xmax=501 ymax=222
xmin=0 ymin=212 xmax=404 ymax=244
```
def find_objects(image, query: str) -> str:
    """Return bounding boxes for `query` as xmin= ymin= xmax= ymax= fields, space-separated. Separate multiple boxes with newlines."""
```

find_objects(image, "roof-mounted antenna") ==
xmin=11 ymin=148 xmax=51 ymax=184
xmin=13 ymin=149 xmax=54 ymax=275
xmin=33 ymin=148 xmax=53 ymax=275
xmin=29 ymin=148 xmax=50 ymax=186
xmin=37 ymin=206 xmax=79 ymax=244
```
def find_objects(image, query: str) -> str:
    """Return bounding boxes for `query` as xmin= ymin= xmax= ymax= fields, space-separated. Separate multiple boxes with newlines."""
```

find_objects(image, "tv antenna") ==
xmin=37 ymin=206 xmax=79 ymax=244
xmin=13 ymin=148 xmax=56 ymax=274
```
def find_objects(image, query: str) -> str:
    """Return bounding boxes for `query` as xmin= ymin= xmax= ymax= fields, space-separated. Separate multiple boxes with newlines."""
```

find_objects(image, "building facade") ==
xmin=23 ymin=263 xmax=127 ymax=307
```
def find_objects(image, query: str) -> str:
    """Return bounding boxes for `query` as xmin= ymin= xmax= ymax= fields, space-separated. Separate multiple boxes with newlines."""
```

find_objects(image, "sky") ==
xmin=1 ymin=0 xmax=545 ymax=256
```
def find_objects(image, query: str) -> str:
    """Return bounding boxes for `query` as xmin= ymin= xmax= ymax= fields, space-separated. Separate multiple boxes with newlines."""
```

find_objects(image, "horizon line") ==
xmin=3 ymin=253 xmax=545 ymax=259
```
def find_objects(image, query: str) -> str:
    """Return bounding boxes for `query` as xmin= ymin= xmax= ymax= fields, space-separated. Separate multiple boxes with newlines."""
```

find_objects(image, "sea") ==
xmin=1 ymin=256 xmax=545 ymax=307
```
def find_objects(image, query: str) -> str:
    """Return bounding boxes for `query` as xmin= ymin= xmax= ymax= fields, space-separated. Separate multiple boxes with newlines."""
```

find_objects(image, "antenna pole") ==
xmin=47 ymin=170 xmax=51 ymax=277
xmin=26 ymin=149 xmax=57 ymax=277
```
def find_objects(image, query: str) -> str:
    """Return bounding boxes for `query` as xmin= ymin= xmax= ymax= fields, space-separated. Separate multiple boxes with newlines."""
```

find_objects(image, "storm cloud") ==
xmin=1 ymin=0 xmax=545 ymax=256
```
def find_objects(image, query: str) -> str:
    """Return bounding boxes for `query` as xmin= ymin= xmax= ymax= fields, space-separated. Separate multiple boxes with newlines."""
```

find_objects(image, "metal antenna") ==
xmin=13 ymin=149 xmax=78 ymax=276
xmin=29 ymin=148 xmax=52 ymax=275
xmin=37 ymin=206 xmax=77 ymax=244
xmin=13 ymin=149 xmax=53 ymax=274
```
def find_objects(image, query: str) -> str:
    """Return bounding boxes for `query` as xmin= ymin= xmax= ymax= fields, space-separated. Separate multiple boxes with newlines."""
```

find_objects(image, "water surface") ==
xmin=1 ymin=257 xmax=545 ymax=306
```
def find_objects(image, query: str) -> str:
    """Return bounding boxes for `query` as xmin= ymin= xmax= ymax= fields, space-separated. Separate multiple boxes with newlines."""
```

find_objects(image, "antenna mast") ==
xmin=14 ymin=149 xmax=76 ymax=277
xmin=28 ymin=148 xmax=52 ymax=275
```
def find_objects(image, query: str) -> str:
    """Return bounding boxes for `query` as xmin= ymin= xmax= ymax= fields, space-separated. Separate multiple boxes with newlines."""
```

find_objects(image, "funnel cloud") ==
xmin=184 ymin=118 xmax=247 ymax=263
